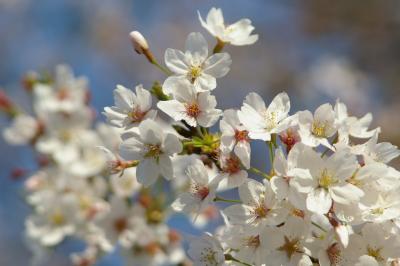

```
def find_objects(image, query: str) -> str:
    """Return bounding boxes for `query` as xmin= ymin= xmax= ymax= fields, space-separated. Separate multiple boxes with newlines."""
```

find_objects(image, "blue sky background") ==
xmin=0 ymin=0 xmax=399 ymax=265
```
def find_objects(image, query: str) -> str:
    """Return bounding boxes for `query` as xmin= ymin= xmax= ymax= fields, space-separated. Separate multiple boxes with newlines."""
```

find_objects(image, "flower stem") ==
xmin=151 ymin=61 xmax=172 ymax=76
xmin=196 ymin=125 xmax=205 ymax=138
xmin=267 ymin=140 xmax=275 ymax=170
xmin=214 ymin=196 xmax=242 ymax=204
xmin=249 ymin=167 xmax=271 ymax=180
xmin=213 ymin=38 xmax=225 ymax=53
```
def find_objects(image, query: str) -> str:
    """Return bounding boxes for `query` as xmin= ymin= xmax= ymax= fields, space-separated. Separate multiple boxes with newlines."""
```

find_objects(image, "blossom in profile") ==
xmin=171 ymin=159 xmax=221 ymax=217
xmin=220 ymin=109 xmax=251 ymax=169
xmin=103 ymin=84 xmax=156 ymax=129
xmin=198 ymin=7 xmax=258 ymax=46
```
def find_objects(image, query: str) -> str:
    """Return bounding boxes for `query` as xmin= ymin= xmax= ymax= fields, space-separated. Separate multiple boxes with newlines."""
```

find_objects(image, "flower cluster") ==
xmin=1 ymin=66 xmax=186 ymax=265
xmin=3 ymin=6 xmax=400 ymax=266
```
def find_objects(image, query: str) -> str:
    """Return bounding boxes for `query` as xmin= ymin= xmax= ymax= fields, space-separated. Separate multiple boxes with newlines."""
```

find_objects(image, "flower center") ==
xmin=223 ymin=156 xmax=241 ymax=174
xmin=113 ymin=217 xmax=128 ymax=233
xmin=191 ymin=183 xmax=210 ymax=200
xmin=263 ymin=111 xmax=277 ymax=130
xmin=57 ymin=89 xmax=69 ymax=100
xmin=312 ymin=121 xmax=328 ymax=137
xmin=291 ymin=208 xmax=305 ymax=218
xmin=50 ymin=210 xmax=65 ymax=226
xmin=367 ymin=246 xmax=384 ymax=262
xmin=128 ymin=107 xmax=146 ymax=123
xmin=188 ymin=65 xmax=202 ymax=83
xmin=185 ymin=102 xmax=201 ymax=118
xmin=278 ymin=236 xmax=300 ymax=259
xmin=200 ymin=247 xmax=218 ymax=265
xmin=144 ymin=144 xmax=162 ymax=158
xmin=370 ymin=207 xmax=385 ymax=215
xmin=253 ymin=202 xmax=269 ymax=219
xmin=234 ymin=129 xmax=249 ymax=142
xmin=246 ymin=235 xmax=260 ymax=248
xmin=318 ymin=168 xmax=338 ymax=189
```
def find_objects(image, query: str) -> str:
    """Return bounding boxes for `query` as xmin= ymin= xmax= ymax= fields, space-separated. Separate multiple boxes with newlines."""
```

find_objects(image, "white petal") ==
xmin=159 ymin=155 xmax=174 ymax=180
xmin=239 ymin=179 xmax=264 ymax=206
xmin=165 ymin=48 xmax=189 ymax=74
xmin=234 ymin=142 xmax=251 ymax=169
xmin=162 ymin=133 xmax=183 ymax=155
xmin=138 ymin=119 xmax=163 ymax=144
xmin=157 ymin=100 xmax=186 ymax=122
xmin=194 ymin=73 xmax=216 ymax=91
xmin=306 ymin=188 xmax=332 ymax=214
xmin=137 ymin=158 xmax=160 ymax=186
xmin=203 ymin=53 xmax=232 ymax=78
xmin=185 ymin=32 xmax=208 ymax=62
xmin=114 ymin=85 xmax=134 ymax=111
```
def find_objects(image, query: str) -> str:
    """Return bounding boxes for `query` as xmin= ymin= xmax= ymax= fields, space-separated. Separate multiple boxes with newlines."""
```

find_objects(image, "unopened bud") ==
xmin=0 ymin=90 xmax=18 ymax=117
xmin=130 ymin=31 xmax=149 ymax=54
xmin=21 ymin=71 xmax=39 ymax=92
xmin=129 ymin=31 xmax=155 ymax=63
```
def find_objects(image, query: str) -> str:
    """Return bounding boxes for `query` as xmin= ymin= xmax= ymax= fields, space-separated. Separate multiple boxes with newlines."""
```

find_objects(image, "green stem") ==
xmin=249 ymin=167 xmax=271 ymax=180
xmin=213 ymin=38 xmax=226 ymax=53
xmin=267 ymin=141 xmax=275 ymax=169
xmin=152 ymin=61 xmax=172 ymax=76
xmin=214 ymin=196 xmax=242 ymax=204
xmin=196 ymin=125 xmax=204 ymax=138
xmin=224 ymin=254 xmax=252 ymax=266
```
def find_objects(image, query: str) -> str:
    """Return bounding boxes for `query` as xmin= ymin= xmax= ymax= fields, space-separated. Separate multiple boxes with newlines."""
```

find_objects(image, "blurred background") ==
xmin=0 ymin=0 xmax=399 ymax=265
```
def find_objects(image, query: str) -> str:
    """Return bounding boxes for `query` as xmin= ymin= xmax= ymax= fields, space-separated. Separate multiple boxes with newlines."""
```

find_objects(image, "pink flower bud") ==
xmin=129 ymin=31 xmax=149 ymax=54
xmin=0 ymin=90 xmax=13 ymax=111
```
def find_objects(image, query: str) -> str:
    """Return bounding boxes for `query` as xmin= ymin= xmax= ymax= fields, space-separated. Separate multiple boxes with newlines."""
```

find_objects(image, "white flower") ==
xmin=295 ymin=146 xmax=364 ymax=214
xmin=355 ymin=223 xmax=400 ymax=264
xmin=97 ymin=196 xmax=144 ymax=247
xmin=219 ymin=109 xmax=251 ymax=169
xmin=187 ymin=233 xmax=225 ymax=266
xmin=33 ymin=65 xmax=88 ymax=114
xmin=198 ymin=7 xmax=258 ymax=46
xmin=157 ymin=79 xmax=222 ymax=127
xmin=334 ymin=100 xmax=380 ymax=141
xmin=261 ymin=216 xmax=312 ymax=266
xmin=110 ymin=168 xmax=140 ymax=198
xmin=172 ymin=159 xmax=221 ymax=217
xmin=270 ymin=143 xmax=312 ymax=210
xmin=238 ymin=92 xmax=293 ymax=141
xmin=223 ymin=179 xmax=289 ymax=229
xmin=119 ymin=119 xmax=182 ymax=186
xmin=103 ymin=84 xmax=156 ymax=128
xmin=359 ymin=191 xmax=400 ymax=223
xmin=353 ymin=131 xmax=400 ymax=164
xmin=316 ymin=233 xmax=365 ymax=266
xmin=26 ymin=194 xmax=76 ymax=246
xmin=220 ymin=225 xmax=267 ymax=266
xmin=217 ymin=153 xmax=248 ymax=189
xmin=163 ymin=32 xmax=231 ymax=92
xmin=3 ymin=114 xmax=38 ymax=145
xmin=297 ymin=103 xmax=337 ymax=150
